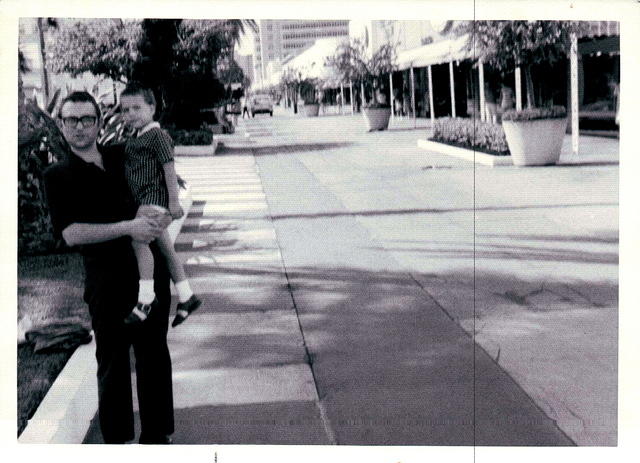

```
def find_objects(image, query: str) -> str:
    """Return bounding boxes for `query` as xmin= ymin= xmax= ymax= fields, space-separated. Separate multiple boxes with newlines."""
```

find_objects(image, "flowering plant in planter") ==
xmin=501 ymin=105 xmax=568 ymax=166
xmin=501 ymin=106 xmax=567 ymax=122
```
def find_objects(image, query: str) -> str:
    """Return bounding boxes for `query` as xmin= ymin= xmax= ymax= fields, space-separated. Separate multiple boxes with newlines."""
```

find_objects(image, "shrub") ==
xmin=432 ymin=117 xmax=510 ymax=155
xmin=502 ymin=105 xmax=567 ymax=122
xmin=165 ymin=126 xmax=214 ymax=145
xmin=18 ymin=101 xmax=70 ymax=255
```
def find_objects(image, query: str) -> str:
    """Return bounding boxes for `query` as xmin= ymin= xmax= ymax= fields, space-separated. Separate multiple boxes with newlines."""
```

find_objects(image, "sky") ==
xmin=236 ymin=28 xmax=255 ymax=56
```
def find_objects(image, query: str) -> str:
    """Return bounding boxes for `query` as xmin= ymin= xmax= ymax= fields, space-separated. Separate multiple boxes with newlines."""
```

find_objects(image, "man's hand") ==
xmin=168 ymin=201 xmax=184 ymax=220
xmin=129 ymin=216 xmax=163 ymax=243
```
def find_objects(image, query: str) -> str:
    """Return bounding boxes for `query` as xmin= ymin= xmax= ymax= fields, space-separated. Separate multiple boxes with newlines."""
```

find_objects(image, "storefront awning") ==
xmin=283 ymin=37 xmax=344 ymax=85
xmin=396 ymin=34 xmax=473 ymax=70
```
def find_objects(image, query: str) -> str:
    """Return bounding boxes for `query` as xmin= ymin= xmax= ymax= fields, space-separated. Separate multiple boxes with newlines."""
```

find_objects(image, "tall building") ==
xmin=235 ymin=53 xmax=254 ymax=86
xmin=349 ymin=20 xmax=441 ymax=56
xmin=252 ymin=19 xmax=350 ymax=87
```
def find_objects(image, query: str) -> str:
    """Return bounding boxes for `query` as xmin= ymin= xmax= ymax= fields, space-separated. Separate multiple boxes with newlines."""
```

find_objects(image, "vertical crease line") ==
xmin=472 ymin=7 xmax=478 ymax=461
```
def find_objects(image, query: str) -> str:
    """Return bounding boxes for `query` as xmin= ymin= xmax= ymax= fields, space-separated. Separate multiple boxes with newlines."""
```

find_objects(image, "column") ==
xmin=449 ymin=61 xmax=456 ymax=118
xmin=570 ymin=32 xmax=579 ymax=155
xmin=410 ymin=66 xmax=416 ymax=120
xmin=515 ymin=67 xmax=522 ymax=111
xmin=340 ymin=83 xmax=345 ymax=115
xmin=349 ymin=80 xmax=354 ymax=114
xmin=479 ymin=60 xmax=486 ymax=122
xmin=428 ymin=64 xmax=435 ymax=127
xmin=390 ymin=72 xmax=395 ymax=118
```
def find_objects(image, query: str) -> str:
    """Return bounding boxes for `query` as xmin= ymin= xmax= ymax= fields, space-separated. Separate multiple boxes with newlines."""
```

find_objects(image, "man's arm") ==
xmin=62 ymin=216 xmax=163 ymax=247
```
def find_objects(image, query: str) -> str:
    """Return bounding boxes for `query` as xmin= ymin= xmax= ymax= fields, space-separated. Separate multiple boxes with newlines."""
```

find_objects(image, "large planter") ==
xmin=363 ymin=107 xmax=391 ymax=131
xmin=304 ymin=103 xmax=320 ymax=117
xmin=502 ymin=118 xmax=568 ymax=166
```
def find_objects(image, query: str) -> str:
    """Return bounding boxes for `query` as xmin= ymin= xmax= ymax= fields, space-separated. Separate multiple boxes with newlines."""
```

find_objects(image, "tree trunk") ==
xmin=37 ymin=18 xmax=50 ymax=104
xmin=524 ymin=65 xmax=536 ymax=108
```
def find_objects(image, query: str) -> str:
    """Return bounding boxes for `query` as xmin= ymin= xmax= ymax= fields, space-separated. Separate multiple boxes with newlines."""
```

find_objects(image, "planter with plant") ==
xmin=328 ymin=38 xmax=397 ymax=131
xmin=300 ymin=78 xmax=320 ymax=117
xmin=501 ymin=106 xmax=567 ymax=166
xmin=448 ymin=20 xmax=590 ymax=165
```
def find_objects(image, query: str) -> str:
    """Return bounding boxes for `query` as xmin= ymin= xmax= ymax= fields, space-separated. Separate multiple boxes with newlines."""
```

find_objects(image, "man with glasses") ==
xmin=43 ymin=91 xmax=175 ymax=444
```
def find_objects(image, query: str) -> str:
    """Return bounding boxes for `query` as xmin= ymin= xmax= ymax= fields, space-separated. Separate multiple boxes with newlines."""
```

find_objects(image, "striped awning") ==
xmin=282 ymin=37 xmax=344 ymax=84
xmin=396 ymin=34 xmax=472 ymax=70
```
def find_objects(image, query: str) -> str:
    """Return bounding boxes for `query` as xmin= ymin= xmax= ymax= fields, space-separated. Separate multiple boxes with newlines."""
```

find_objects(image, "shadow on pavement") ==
xmin=216 ymin=142 xmax=353 ymax=156
xmin=268 ymin=201 xmax=618 ymax=221
xmin=83 ymin=262 xmax=615 ymax=445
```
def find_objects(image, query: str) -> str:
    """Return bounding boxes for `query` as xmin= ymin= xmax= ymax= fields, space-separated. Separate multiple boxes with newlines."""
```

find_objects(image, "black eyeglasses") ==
xmin=61 ymin=116 xmax=98 ymax=128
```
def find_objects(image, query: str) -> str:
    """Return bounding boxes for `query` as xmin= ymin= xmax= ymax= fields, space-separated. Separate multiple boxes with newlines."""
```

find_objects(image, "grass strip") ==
xmin=17 ymin=252 xmax=88 ymax=436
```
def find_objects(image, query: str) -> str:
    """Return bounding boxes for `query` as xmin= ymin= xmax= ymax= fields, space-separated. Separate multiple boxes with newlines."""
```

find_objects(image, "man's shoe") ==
xmin=139 ymin=434 xmax=173 ymax=445
xmin=171 ymin=294 xmax=202 ymax=327
xmin=124 ymin=298 xmax=157 ymax=325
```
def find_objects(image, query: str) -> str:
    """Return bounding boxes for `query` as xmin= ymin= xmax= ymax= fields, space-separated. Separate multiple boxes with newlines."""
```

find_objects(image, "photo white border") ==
xmin=2 ymin=1 xmax=638 ymax=462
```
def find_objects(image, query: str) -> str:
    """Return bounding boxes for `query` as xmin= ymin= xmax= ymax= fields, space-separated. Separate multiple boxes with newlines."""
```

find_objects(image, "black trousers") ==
xmin=84 ymin=243 xmax=174 ymax=443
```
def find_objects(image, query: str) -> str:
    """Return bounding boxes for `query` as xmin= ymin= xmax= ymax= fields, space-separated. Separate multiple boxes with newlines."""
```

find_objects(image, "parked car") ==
xmin=249 ymin=94 xmax=274 ymax=117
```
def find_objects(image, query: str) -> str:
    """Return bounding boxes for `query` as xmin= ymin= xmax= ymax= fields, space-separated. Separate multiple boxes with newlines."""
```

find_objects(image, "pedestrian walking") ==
xmin=119 ymin=83 xmax=202 ymax=328
xmin=43 ymin=91 xmax=175 ymax=444
xmin=241 ymin=95 xmax=250 ymax=119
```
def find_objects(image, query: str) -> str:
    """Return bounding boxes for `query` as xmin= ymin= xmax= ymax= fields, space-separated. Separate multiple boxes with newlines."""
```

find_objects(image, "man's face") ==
xmin=59 ymin=101 xmax=100 ymax=151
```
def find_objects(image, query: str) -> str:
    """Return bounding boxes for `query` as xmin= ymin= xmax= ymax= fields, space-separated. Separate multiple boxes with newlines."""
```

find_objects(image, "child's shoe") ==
xmin=171 ymin=294 xmax=202 ymax=327
xmin=124 ymin=298 xmax=157 ymax=325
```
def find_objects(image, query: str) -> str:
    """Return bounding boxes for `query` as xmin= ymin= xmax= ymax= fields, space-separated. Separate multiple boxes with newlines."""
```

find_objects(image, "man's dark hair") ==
xmin=59 ymin=91 xmax=101 ymax=119
xmin=121 ymin=82 xmax=157 ymax=107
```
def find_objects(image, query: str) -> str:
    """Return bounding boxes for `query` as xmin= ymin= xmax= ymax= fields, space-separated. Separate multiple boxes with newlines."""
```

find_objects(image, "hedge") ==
xmin=432 ymin=117 xmax=510 ymax=156
xmin=165 ymin=126 xmax=214 ymax=146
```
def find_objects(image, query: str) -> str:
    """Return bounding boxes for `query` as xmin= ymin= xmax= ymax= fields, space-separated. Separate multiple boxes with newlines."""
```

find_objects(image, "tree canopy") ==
xmin=327 ymin=38 xmax=397 ymax=88
xmin=47 ymin=18 xmax=256 ymax=128
xmin=47 ymin=19 xmax=141 ymax=83
xmin=450 ymin=20 xmax=590 ymax=71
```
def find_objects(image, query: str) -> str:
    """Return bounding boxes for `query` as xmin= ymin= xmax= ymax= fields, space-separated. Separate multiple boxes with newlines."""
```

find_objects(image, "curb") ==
xmin=19 ymin=186 xmax=193 ymax=444
xmin=417 ymin=138 xmax=513 ymax=166
xmin=174 ymin=139 xmax=219 ymax=156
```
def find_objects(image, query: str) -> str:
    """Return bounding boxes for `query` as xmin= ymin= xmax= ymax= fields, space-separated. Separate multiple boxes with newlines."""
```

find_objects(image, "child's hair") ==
xmin=120 ymin=82 xmax=156 ymax=107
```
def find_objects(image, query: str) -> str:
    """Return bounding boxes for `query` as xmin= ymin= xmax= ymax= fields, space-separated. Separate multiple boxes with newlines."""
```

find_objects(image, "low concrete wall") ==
xmin=417 ymin=139 xmax=513 ymax=167
xmin=174 ymin=139 xmax=219 ymax=156
xmin=19 ymin=187 xmax=193 ymax=444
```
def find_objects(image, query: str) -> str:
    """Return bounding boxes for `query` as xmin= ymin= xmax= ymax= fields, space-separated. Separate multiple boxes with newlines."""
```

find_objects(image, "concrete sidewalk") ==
xmin=83 ymin=111 xmax=618 ymax=445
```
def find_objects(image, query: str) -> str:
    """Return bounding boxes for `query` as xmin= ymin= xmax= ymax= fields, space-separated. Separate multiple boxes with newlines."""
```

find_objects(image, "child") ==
xmin=120 ymin=83 xmax=201 ymax=327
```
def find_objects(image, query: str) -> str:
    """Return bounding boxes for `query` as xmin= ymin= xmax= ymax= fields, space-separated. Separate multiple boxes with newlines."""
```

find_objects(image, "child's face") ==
xmin=120 ymin=94 xmax=155 ymax=130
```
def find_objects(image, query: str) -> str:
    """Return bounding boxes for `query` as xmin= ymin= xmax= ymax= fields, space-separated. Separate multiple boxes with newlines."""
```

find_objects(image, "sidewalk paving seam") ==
xmin=405 ymin=270 xmax=577 ymax=446
xmin=252 ymin=147 xmax=339 ymax=446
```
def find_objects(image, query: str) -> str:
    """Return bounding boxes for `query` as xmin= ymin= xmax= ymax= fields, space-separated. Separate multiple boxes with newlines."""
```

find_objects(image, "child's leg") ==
xmin=125 ymin=240 xmax=157 ymax=325
xmin=155 ymin=229 xmax=193 ymax=302
xmin=155 ymin=229 xmax=202 ymax=327
xmin=131 ymin=240 xmax=156 ymax=304
xmin=155 ymin=229 xmax=186 ymax=282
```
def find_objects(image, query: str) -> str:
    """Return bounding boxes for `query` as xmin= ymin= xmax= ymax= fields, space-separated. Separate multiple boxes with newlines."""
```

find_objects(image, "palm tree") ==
xmin=36 ymin=18 xmax=58 ymax=104
xmin=216 ymin=20 xmax=258 ymax=104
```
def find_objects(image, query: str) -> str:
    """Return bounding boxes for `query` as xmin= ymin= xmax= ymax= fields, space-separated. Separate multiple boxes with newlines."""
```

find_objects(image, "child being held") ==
xmin=120 ymin=83 xmax=201 ymax=327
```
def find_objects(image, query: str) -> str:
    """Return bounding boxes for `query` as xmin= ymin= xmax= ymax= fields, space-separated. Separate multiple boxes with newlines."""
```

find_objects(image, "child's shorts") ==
xmin=136 ymin=204 xmax=173 ymax=230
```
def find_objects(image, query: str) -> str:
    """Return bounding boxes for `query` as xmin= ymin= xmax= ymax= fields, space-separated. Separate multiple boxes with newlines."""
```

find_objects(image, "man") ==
xmin=43 ymin=91 xmax=175 ymax=444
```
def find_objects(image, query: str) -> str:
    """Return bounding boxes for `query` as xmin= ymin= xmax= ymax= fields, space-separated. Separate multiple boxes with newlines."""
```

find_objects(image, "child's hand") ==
xmin=169 ymin=201 xmax=184 ymax=220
